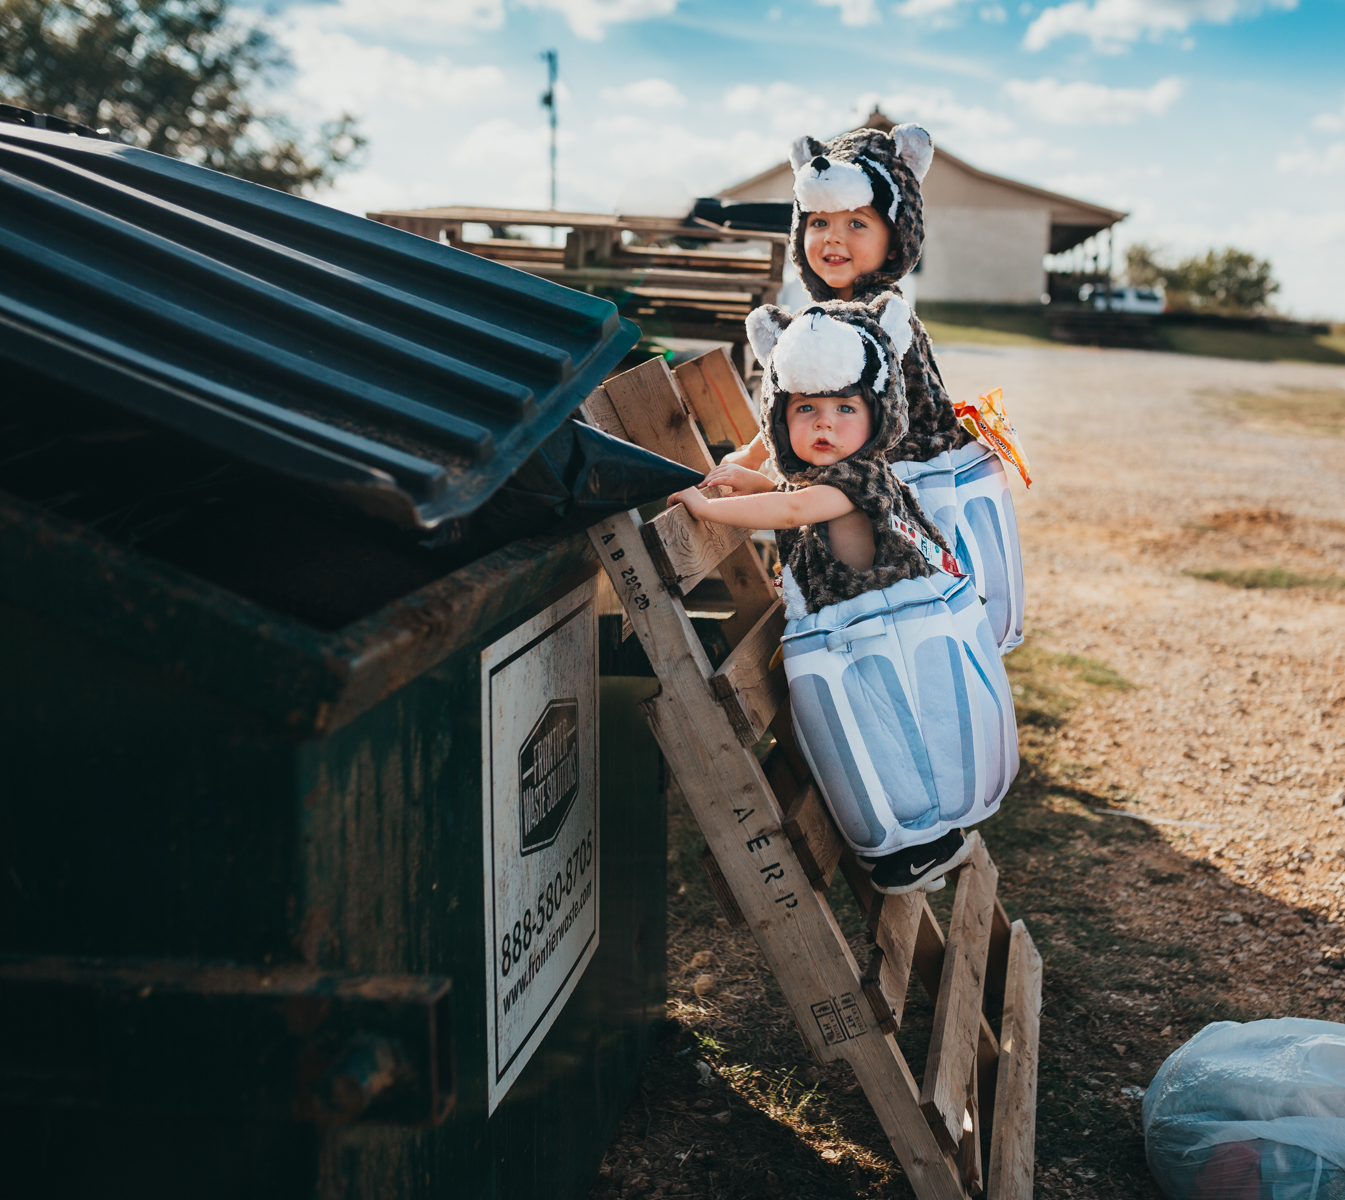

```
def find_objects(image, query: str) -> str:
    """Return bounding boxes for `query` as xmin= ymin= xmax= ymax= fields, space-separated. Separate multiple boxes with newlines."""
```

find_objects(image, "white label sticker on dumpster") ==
xmin=481 ymin=577 xmax=599 ymax=1115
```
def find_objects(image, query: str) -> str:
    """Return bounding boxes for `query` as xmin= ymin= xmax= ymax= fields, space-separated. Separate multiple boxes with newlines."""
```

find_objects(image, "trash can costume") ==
xmin=787 ymin=123 xmax=1026 ymax=653
xmin=746 ymin=295 xmax=1019 ymax=859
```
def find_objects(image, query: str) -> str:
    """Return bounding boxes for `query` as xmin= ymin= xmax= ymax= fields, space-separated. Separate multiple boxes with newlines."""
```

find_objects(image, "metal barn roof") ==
xmin=0 ymin=122 xmax=640 ymax=530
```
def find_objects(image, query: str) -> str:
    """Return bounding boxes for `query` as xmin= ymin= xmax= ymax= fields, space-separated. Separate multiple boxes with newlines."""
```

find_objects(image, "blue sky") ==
xmin=267 ymin=0 xmax=1345 ymax=317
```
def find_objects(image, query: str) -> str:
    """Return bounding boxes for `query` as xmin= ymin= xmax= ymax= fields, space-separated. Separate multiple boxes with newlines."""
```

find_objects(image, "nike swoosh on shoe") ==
xmin=909 ymin=858 xmax=937 ymax=874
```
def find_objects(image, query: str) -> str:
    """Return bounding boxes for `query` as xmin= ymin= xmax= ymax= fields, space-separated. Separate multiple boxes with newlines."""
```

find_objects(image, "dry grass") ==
xmin=1199 ymin=385 xmax=1345 ymax=436
xmin=1160 ymin=326 xmax=1345 ymax=365
xmin=589 ymin=641 xmax=1324 ymax=1200
xmin=1184 ymin=566 xmax=1345 ymax=591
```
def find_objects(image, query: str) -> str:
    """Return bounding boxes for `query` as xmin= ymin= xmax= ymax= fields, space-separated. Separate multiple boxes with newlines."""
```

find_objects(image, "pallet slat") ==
xmin=674 ymin=346 xmax=760 ymax=449
xmin=590 ymin=511 xmax=967 ymax=1200
xmin=709 ymin=600 xmax=788 ymax=744
xmin=603 ymin=358 xmax=714 ymax=471
xmin=863 ymin=893 xmax=924 ymax=1031
xmin=641 ymin=506 xmax=751 ymax=597
xmin=920 ymin=834 xmax=1000 ymax=1153
xmin=988 ymin=922 xmax=1042 ymax=1200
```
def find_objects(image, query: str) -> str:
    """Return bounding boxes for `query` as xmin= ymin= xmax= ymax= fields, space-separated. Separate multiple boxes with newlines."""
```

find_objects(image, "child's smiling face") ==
xmin=803 ymin=206 xmax=892 ymax=299
xmin=786 ymin=393 xmax=872 ymax=468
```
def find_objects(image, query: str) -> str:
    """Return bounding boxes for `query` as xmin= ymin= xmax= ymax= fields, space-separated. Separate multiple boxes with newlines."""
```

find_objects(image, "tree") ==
xmin=0 ymin=0 xmax=363 ymax=193
xmin=1124 ymin=242 xmax=1279 ymax=313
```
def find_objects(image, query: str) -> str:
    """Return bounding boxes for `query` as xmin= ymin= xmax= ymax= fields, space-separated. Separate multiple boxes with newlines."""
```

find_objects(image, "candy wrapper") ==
xmin=952 ymin=388 xmax=1032 ymax=488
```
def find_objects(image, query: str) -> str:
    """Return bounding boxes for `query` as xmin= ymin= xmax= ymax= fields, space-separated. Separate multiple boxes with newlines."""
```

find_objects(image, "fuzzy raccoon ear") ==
xmin=890 ymin=123 xmax=934 ymax=183
xmin=746 ymin=305 xmax=791 ymax=365
xmin=788 ymin=135 xmax=824 ymax=171
xmin=874 ymin=293 xmax=914 ymax=360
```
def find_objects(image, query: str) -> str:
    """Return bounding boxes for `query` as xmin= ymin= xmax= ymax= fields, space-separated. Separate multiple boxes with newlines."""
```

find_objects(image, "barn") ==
xmin=718 ymin=110 xmax=1126 ymax=306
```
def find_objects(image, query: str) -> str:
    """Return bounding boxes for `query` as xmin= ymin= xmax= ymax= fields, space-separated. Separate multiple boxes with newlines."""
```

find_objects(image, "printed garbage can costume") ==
xmin=786 ymin=123 xmax=1027 ymax=654
xmin=747 ymin=295 xmax=1018 ymax=857
xmin=891 ymin=445 xmax=1025 ymax=653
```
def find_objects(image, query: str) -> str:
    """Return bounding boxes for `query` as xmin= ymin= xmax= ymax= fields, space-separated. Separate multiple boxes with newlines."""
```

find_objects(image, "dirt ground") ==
xmin=589 ymin=344 xmax=1345 ymax=1200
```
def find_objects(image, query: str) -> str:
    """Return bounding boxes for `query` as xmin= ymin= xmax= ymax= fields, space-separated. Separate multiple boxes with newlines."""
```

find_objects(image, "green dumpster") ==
xmin=0 ymin=114 xmax=684 ymax=1199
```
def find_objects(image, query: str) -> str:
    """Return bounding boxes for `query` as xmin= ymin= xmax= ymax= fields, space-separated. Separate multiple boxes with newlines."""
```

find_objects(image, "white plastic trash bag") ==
xmin=1144 ymin=1018 xmax=1345 ymax=1200
xmin=779 ymin=570 xmax=1018 ymax=856
xmin=891 ymin=442 xmax=1025 ymax=655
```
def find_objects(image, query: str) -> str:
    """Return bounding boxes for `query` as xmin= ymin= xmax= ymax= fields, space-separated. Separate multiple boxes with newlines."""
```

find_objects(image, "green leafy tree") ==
xmin=1125 ymin=242 xmax=1279 ymax=312
xmin=0 ymin=0 xmax=363 ymax=193
xmin=1168 ymin=249 xmax=1279 ymax=313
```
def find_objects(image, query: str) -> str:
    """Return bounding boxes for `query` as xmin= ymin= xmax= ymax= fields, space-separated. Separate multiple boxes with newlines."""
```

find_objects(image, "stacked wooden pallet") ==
xmin=366 ymin=205 xmax=786 ymax=355
xmin=583 ymin=353 xmax=1042 ymax=1200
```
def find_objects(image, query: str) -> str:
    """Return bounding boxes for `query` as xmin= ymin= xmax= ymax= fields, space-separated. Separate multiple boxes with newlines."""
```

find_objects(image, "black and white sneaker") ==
xmin=869 ymin=830 xmax=972 ymax=895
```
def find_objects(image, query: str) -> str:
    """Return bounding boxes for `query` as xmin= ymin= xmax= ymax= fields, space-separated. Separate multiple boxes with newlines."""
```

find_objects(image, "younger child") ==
xmin=669 ymin=297 xmax=1018 ymax=894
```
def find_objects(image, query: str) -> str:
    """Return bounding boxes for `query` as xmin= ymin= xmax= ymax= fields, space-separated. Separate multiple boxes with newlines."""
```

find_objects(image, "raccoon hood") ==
xmin=786 ymin=123 xmax=971 ymax=463
xmin=745 ymin=294 xmax=949 ymax=613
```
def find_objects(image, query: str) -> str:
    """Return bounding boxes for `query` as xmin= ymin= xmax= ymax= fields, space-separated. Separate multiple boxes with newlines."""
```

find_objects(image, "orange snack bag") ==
xmin=952 ymin=388 xmax=1032 ymax=488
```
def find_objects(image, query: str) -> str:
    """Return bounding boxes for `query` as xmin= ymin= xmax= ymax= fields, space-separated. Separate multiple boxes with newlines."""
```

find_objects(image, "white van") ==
xmin=1078 ymin=284 xmax=1165 ymax=314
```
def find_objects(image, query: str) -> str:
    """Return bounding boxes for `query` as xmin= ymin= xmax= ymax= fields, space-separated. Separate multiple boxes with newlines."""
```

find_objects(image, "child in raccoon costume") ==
xmin=669 ymin=296 xmax=1018 ymax=894
xmin=726 ymin=123 xmax=1027 ymax=653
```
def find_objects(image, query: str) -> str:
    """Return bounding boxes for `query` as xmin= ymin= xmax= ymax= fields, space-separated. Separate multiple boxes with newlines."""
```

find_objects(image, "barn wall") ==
xmin=917 ymin=207 xmax=1050 ymax=304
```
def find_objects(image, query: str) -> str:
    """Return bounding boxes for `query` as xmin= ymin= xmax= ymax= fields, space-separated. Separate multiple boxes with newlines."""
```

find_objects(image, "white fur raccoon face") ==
xmin=789 ymin=139 xmax=900 ymax=224
xmin=771 ymin=309 xmax=879 ymax=396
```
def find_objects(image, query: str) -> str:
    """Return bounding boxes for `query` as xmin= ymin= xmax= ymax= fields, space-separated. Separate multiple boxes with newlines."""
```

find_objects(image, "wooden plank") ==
xmin=839 ymin=847 xmax=879 ymax=922
xmin=717 ymin=541 xmax=776 ymax=648
xmin=779 ymin=784 xmax=842 ymax=888
xmin=958 ymin=1057 xmax=984 ymax=1197
xmin=603 ymin=358 xmax=713 ymax=472
xmin=589 ymin=512 xmax=967 ymax=1200
xmin=987 ymin=922 xmax=1042 ymax=1200
xmin=984 ymin=897 xmax=1012 ymax=1025
xmin=674 ymin=347 xmax=759 ymax=450
xmin=920 ymin=834 xmax=999 ymax=1154
xmin=709 ymin=600 xmax=788 ymax=745
xmin=700 ymin=847 xmax=747 ymax=928
xmin=580 ymin=385 xmax=629 ymax=440
xmin=866 ymin=893 xmax=925 ymax=1030
xmin=641 ymin=506 xmax=750 ymax=597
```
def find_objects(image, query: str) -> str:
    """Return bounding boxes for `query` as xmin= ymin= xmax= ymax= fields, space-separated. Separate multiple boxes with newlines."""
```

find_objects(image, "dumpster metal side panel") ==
xmin=312 ymin=674 xmax=664 ymax=1200
xmin=2 ymin=518 xmax=664 ymax=1199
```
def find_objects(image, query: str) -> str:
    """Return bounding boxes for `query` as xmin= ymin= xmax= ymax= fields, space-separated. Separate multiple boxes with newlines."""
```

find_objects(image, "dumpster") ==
xmin=0 ymin=117 xmax=687 ymax=1199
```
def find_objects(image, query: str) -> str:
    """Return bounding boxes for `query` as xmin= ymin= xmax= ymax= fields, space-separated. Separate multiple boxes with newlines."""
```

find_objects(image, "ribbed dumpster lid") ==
xmin=0 ymin=121 xmax=640 ymax=530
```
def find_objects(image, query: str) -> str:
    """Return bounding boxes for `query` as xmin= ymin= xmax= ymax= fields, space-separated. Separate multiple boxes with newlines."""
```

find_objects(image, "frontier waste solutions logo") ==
xmin=519 ymin=699 xmax=579 ymax=856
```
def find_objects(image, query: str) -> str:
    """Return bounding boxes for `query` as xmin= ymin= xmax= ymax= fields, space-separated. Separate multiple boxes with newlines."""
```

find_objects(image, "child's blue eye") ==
xmin=838 ymin=405 xmax=855 ymax=413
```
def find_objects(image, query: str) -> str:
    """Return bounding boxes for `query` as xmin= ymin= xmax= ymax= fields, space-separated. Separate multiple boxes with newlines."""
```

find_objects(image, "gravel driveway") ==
xmin=941 ymin=342 xmax=1345 ymax=1009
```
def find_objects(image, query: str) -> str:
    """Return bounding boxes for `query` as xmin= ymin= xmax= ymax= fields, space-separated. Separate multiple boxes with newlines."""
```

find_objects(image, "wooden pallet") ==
xmin=584 ymin=353 xmax=1042 ymax=1200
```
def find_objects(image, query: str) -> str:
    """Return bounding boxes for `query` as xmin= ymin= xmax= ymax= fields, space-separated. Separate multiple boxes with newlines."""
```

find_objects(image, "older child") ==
xmin=726 ymin=123 xmax=1027 ymax=654
xmin=670 ymin=296 xmax=1017 ymax=894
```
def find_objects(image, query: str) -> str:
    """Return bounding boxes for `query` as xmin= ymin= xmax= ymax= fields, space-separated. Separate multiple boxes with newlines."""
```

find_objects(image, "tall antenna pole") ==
xmin=540 ymin=50 xmax=558 ymax=211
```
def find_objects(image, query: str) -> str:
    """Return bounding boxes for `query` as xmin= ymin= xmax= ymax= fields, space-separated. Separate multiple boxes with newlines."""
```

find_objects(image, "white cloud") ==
xmin=981 ymin=5 xmax=1009 ymax=20
xmin=816 ymin=0 xmax=882 ymax=23
xmin=719 ymin=82 xmax=858 ymax=138
xmin=859 ymin=87 xmax=1016 ymax=140
xmin=896 ymin=0 xmax=963 ymax=17
xmin=517 ymin=0 xmax=678 ymax=39
xmin=1311 ymin=94 xmax=1345 ymax=134
xmin=286 ymin=0 xmax=505 ymax=38
xmin=281 ymin=28 xmax=506 ymax=112
xmin=1005 ymin=75 xmax=1183 ymax=124
xmin=600 ymin=78 xmax=687 ymax=108
xmin=1023 ymin=0 xmax=1296 ymax=53
xmin=1276 ymin=141 xmax=1345 ymax=177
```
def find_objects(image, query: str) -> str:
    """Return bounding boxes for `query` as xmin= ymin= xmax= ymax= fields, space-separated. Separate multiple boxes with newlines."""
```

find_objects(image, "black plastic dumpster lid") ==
xmin=0 ymin=121 xmax=641 ymax=530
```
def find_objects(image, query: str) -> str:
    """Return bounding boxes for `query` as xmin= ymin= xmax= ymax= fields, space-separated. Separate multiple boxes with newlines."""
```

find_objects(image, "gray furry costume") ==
xmin=745 ymin=295 xmax=951 ymax=614
xmin=788 ymin=125 xmax=972 ymax=464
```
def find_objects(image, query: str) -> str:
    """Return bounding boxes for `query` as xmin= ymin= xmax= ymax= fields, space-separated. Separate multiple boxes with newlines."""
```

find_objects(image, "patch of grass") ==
xmin=1184 ymin=565 xmax=1345 ymax=590
xmin=1004 ymin=643 xmax=1135 ymax=729
xmin=1200 ymin=385 xmax=1345 ymax=436
xmin=917 ymin=301 xmax=1057 ymax=348
xmin=1161 ymin=325 xmax=1345 ymax=365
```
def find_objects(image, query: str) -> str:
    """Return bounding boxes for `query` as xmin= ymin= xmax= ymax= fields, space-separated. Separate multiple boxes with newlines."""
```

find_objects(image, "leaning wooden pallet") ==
xmin=584 ymin=353 xmax=1042 ymax=1200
